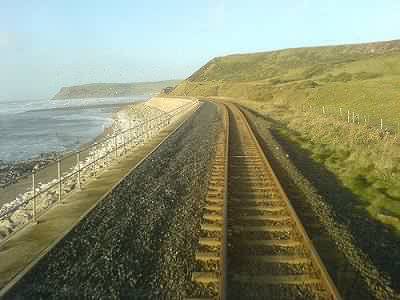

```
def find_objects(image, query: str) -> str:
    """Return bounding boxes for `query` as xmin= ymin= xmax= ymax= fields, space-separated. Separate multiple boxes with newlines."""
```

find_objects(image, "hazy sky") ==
xmin=1 ymin=0 xmax=400 ymax=100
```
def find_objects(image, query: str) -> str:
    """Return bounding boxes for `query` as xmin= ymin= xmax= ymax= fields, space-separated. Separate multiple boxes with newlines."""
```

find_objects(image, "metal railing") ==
xmin=0 ymin=100 xmax=198 ymax=239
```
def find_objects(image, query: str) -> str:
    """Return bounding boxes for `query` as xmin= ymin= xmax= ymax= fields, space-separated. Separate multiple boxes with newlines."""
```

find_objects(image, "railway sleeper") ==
xmin=230 ymin=179 xmax=271 ymax=184
xmin=199 ymin=237 xmax=222 ymax=247
xmin=228 ymin=283 xmax=330 ymax=300
xmin=204 ymin=214 xmax=223 ymax=222
xmin=231 ymin=225 xmax=292 ymax=233
xmin=234 ymin=243 xmax=305 ymax=256
xmin=207 ymin=186 xmax=224 ymax=193
xmin=229 ymin=169 xmax=267 ymax=175
xmin=232 ymin=230 xmax=294 ymax=240
xmin=196 ymin=251 xmax=220 ymax=262
xmin=205 ymin=205 xmax=223 ymax=212
xmin=231 ymin=191 xmax=280 ymax=198
xmin=234 ymin=206 xmax=286 ymax=213
xmin=207 ymin=191 xmax=224 ymax=198
xmin=232 ymin=273 xmax=321 ymax=285
xmin=208 ymin=179 xmax=225 ymax=185
xmin=232 ymin=218 xmax=293 ymax=228
xmin=206 ymin=196 xmax=224 ymax=204
xmin=234 ymin=209 xmax=288 ymax=218
xmin=229 ymin=260 xmax=317 ymax=276
xmin=230 ymin=198 xmax=283 ymax=206
xmin=236 ymin=215 xmax=290 ymax=222
xmin=201 ymin=223 xmax=222 ymax=232
xmin=230 ymin=184 xmax=277 ymax=190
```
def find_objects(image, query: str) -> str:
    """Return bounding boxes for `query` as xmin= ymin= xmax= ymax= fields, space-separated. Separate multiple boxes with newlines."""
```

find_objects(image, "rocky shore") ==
xmin=0 ymin=153 xmax=59 ymax=189
xmin=0 ymin=97 xmax=197 ymax=241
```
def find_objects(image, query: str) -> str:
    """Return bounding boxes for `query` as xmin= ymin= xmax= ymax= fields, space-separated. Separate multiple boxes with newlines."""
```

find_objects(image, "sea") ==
xmin=0 ymin=95 xmax=148 ymax=162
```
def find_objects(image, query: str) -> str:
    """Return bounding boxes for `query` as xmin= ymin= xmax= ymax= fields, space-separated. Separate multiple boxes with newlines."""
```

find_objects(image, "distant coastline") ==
xmin=52 ymin=79 xmax=180 ymax=100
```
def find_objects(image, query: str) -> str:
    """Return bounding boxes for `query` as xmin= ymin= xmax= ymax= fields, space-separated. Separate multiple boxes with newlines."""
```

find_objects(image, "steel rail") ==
xmin=220 ymin=103 xmax=229 ymax=300
xmin=188 ymin=101 xmax=341 ymax=300
xmin=227 ymin=102 xmax=342 ymax=299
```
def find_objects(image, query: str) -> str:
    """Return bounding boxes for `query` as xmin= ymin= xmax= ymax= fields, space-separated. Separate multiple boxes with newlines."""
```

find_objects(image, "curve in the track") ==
xmin=187 ymin=102 xmax=341 ymax=300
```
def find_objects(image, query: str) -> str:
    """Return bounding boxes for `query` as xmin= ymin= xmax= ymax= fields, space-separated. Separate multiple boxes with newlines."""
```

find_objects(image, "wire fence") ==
xmin=0 ymin=100 xmax=198 ymax=241
xmin=299 ymin=103 xmax=400 ymax=135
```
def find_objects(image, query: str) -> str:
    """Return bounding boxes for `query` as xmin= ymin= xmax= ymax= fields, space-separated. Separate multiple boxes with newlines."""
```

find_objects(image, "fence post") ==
xmin=347 ymin=110 xmax=350 ymax=123
xmin=76 ymin=151 xmax=81 ymax=190
xmin=133 ymin=128 xmax=138 ymax=146
xmin=129 ymin=120 xmax=133 ymax=144
xmin=145 ymin=121 xmax=148 ymax=140
xmin=123 ymin=133 xmax=126 ymax=154
xmin=352 ymin=112 xmax=355 ymax=123
xmin=340 ymin=107 xmax=342 ymax=117
xmin=32 ymin=171 xmax=37 ymax=223
xmin=114 ymin=136 xmax=118 ymax=158
xmin=93 ymin=144 xmax=97 ymax=175
xmin=322 ymin=106 xmax=325 ymax=114
xmin=381 ymin=118 xmax=383 ymax=130
xmin=57 ymin=159 xmax=62 ymax=202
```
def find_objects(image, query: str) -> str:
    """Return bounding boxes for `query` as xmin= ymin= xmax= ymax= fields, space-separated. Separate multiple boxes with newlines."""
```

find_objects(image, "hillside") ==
xmin=52 ymin=80 xmax=180 ymax=100
xmin=172 ymin=39 xmax=400 ymax=232
xmin=172 ymin=39 xmax=400 ymax=127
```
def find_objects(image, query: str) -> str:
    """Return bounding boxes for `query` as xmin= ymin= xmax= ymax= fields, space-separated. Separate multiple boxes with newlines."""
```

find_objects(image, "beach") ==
xmin=0 ymin=96 xmax=198 ymax=240
xmin=0 ymin=96 xmax=148 ymax=208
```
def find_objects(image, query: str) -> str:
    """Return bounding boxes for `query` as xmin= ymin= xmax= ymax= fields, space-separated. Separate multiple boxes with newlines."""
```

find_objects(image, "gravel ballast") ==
xmin=242 ymin=106 xmax=400 ymax=300
xmin=5 ymin=102 xmax=221 ymax=299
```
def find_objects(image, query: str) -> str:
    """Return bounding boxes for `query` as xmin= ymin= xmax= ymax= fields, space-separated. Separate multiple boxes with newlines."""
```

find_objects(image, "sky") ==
xmin=1 ymin=0 xmax=400 ymax=100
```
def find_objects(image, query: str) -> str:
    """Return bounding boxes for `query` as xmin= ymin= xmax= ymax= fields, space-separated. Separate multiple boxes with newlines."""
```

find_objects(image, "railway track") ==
xmin=187 ymin=102 xmax=341 ymax=300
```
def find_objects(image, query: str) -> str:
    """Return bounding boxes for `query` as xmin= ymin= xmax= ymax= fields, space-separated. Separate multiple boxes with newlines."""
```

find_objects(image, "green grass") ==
xmin=173 ymin=40 xmax=400 ymax=129
xmin=172 ymin=39 xmax=400 ymax=232
xmin=235 ymin=99 xmax=400 ymax=232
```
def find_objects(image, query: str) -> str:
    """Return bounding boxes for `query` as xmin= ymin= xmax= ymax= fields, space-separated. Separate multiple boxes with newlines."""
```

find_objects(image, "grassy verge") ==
xmin=225 ymin=98 xmax=400 ymax=233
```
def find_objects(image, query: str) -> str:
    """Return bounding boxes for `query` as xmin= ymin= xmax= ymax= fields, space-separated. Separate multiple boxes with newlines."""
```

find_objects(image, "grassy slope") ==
xmin=173 ymin=40 xmax=400 ymax=127
xmin=53 ymin=80 xmax=181 ymax=100
xmin=172 ymin=39 xmax=400 ymax=231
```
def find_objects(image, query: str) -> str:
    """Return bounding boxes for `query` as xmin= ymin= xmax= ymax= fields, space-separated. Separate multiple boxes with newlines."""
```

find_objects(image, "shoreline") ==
xmin=0 ymin=96 xmax=195 ymax=242
xmin=0 ymin=99 xmax=145 ymax=207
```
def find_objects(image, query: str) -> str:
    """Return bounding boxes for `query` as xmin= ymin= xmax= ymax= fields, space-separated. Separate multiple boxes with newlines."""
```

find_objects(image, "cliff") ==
xmin=52 ymin=80 xmax=180 ymax=100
